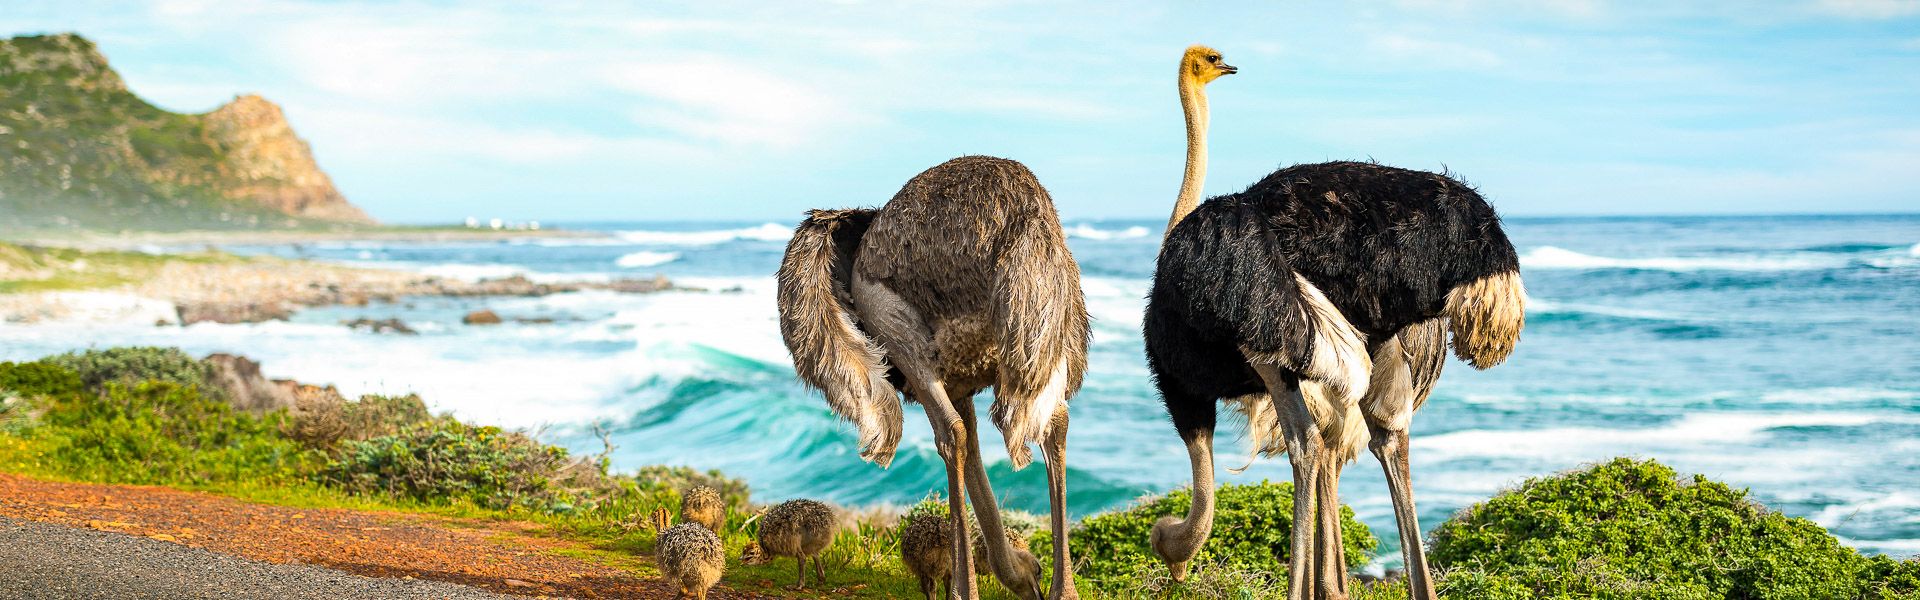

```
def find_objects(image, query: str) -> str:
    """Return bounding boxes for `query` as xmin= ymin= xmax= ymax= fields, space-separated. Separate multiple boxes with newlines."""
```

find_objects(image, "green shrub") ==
xmin=286 ymin=392 xmax=435 ymax=450
xmin=18 ymin=379 xmax=314 ymax=485
xmin=633 ymin=464 xmax=751 ymax=510
xmin=42 ymin=347 xmax=210 ymax=393
xmin=1429 ymin=458 xmax=1899 ymax=599
xmin=1062 ymin=480 xmax=1376 ymax=593
xmin=0 ymin=360 xmax=85 ymax=397
xmin=323 ymin=421 xmax=610 ymax=513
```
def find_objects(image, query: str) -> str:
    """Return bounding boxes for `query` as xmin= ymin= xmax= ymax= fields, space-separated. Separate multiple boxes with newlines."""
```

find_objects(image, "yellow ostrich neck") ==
xmin=1167 ymin=68 xmax=1209 ymax=236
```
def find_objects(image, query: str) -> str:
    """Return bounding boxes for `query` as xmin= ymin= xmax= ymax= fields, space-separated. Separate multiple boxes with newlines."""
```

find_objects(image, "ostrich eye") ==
xmin=1208 ymin=55 xmax=1220 ymax=63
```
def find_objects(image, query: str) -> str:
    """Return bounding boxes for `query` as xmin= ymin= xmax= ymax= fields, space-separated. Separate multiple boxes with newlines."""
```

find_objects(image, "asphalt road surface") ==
xmin=0 ymin=516 xmax=510 ymax=600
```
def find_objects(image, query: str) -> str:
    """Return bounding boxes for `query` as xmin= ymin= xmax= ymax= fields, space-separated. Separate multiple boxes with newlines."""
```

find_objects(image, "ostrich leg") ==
xmin=1041 ymin=405 xmax=1079 ymax=600
xmin=953 ymin=393 xmax=1045 ymax=600
xmin=851 ymin=276 xmax=980 ymax=599
xmin=1316 ymin=455 xmax=1351 ymax=598
xmin=1253 ymin=365 xmax=1326 ymax=600
xmin=1370 ymin=426 xmax=1436 ymax=600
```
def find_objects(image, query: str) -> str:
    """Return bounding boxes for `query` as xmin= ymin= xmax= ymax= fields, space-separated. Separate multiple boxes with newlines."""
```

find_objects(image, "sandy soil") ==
xmin=0 ymin=472 xmax=777 ymax=599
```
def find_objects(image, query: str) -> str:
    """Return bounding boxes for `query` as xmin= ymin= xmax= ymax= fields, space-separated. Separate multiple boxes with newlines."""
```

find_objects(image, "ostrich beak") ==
xmin=1219 ymin=63 xmax=1238 ymax=75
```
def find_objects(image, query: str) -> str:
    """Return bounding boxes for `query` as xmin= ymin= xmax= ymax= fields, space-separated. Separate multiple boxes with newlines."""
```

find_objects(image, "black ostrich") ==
xmin=1144 ymin=46 xmax=1526 ymax=600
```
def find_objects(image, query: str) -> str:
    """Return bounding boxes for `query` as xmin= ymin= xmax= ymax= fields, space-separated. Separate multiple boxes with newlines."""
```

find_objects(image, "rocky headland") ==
xmin=1 ymin=33 xmax=374 ymax=231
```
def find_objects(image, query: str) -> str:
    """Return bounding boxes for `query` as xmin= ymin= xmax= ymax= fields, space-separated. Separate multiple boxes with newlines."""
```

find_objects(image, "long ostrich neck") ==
xmin=1166 ymin=68 xmax=1209 ymax=234
xmin=1163 ymin=433 xmax=1216 ymax=557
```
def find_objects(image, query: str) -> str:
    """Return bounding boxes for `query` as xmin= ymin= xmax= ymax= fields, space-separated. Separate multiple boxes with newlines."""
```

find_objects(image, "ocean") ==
xmin=2 ymin=214 xmax=1916 ymax=568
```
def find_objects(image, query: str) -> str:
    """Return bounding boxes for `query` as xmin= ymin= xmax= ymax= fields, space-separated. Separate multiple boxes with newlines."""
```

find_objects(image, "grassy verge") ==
xmin=0 ymin=241 xmax=240 ymax=293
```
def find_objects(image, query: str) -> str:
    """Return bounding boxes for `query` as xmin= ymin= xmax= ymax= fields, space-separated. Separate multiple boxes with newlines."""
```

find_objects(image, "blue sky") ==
xmin=7 ymin=1 xmax=1919 ymax=223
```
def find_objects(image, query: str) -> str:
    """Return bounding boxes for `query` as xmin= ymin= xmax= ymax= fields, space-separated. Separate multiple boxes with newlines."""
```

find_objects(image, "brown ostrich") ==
xmin=776 ymin=155 xmax=1090 ymax=599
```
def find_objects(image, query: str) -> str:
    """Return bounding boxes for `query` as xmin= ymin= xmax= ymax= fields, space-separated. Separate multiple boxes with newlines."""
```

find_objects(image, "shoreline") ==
xmin=1 ymin=226 xmax=610 ymax=252
xmin=0 ymin=242 xmax=670 ymax=325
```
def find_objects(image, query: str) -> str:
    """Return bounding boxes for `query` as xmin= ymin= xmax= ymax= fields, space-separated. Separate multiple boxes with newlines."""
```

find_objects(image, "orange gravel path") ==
xmin=0 ymin=472 xmax=780 ymax=599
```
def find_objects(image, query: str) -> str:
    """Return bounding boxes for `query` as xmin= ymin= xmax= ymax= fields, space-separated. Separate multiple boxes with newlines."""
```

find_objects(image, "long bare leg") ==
xmin=852 ymin=276 xmax=979 ymax=598
xmin=794 ymin=556 xmax=806 ymax=590
xmin=1370 ymin=425 xmax=1436 ymax=600
xmin=1041 ymin=405 xmax=1078 ymax=600
xmin=1252 ymin=364 xmax=1321 ymax=600
xmin=1315 ymin=456 xmax=1351 ymax=599
xmin=953 ymin=393 xmax=1044 ymax=600
xmin=926 ymin=392 xmax=978 ymax=599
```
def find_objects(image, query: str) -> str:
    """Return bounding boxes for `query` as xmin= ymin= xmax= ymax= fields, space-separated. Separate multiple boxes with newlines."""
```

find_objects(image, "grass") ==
xmin=0 ymin=241 xmax=239 ymax=293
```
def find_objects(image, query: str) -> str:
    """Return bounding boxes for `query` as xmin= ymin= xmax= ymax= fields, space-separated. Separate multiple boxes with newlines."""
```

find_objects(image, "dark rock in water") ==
xmin=462 ymin=309 xmax=502 ymax=325
xmin=177 ymin=302 xmax=293 ymax=325
xmin=202 ymin=353 xmax=296 ymax=413
xmin=343 ymin=318 xmax=416 ymax=335
xmin=598 ymin=275 xmax=673 ymax=294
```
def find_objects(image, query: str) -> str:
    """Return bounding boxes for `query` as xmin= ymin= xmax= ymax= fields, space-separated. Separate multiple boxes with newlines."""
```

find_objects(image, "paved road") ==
xmin=0 ymin=516 xmax=511 ymax=600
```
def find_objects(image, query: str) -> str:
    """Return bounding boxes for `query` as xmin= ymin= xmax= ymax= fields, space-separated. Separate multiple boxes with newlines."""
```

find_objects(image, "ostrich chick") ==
xmin=682 ymin=485 xmax=726 ymax=533
xmin=973 ymin=528 xmax=1040 ymax=585
xmin=656 ymin=523 xmax=724 ymax=600
xmin=758 ymin=499 xmax=835 ymax=590
xmin=900 ymin=511 xmax=953 ymax=600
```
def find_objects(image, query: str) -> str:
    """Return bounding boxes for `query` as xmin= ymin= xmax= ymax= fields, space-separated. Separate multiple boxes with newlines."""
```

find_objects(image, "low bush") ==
xmin=1063 ymin=480 xmax=1376 ymax=594
xmin=633 ymin=464 xmax=751 ymax=509
xmin=42 ymin=347 xmax=210 ymax=393
xmin=1430 ymin=457 xmax=1914 ymax=599
xmin=323 ymin=420 xmax=611 ymax=513
xmin=2 ymin=369 xmax=314 ymax=485
xmin=286 ymin=392 xmax=435 ymax=449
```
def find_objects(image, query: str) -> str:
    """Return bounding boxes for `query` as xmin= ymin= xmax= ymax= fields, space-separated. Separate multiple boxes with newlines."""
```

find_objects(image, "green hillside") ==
xmin=0 ymin=33 xmax=373 ymax=232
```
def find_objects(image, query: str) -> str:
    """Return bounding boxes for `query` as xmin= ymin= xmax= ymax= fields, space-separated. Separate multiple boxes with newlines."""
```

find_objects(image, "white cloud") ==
xmin=603 ymin=58 xmax=858 ymax=148
xmin=1815 ymin=0 xmax=1920 ymax=18
xmin=1368 ymin=33 xmax=1504 ymax=69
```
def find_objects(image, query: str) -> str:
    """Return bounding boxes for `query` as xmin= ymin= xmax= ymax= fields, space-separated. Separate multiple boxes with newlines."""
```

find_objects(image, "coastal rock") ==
xmin=177 ymin=302 xmax=293 ymax=325
xmin=343 ymin=318 xmax=417 ymax=335
xmin=202 ymin=95 xmax=373 ymax=224
xmin=203 ymin=353 xmax=297 ymax=413
xmin=462 ymin=310 xmax=503 ymax=325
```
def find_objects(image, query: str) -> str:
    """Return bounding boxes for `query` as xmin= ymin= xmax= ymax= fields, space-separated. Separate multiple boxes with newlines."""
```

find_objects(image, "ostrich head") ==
xmin=1005 ymin=545 xmax=1045 ymax=600
xmin=1182 ymin=45 xmax=1237 ymax=85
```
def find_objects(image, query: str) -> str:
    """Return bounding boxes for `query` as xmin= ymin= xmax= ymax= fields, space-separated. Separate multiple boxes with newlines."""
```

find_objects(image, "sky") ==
xmin=5 ymin=0 xmax=1919 ymax=223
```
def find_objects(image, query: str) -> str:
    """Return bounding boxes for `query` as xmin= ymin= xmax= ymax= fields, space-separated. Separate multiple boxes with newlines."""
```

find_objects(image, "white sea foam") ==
xmin=1755 ymin=387 xmax=1920 ymax=406
xmin=417 ymin=263 xmax=529 ymax=281
xmin=616 ymin=223 xmax=791 ymax=246
xmin=1065 ymin=224 xmax=1152 ymax=240
xmin=1520 ymin=246 xmax=1840 ymax=272
xmin=1812 ymin=491 xmax=1920 ymax=528
xmin=0 ymin=292 xmax=178 ymax=325
xmin=615 ymin=251 xmax=681 ymax=268
xmin=1526 ymin=299 xmax=1694 ymax=321
xmin=1421 ymin=412 xmax=1913 ymax=463
xmin=1524 ymin=243 xmax=1920 ymax=272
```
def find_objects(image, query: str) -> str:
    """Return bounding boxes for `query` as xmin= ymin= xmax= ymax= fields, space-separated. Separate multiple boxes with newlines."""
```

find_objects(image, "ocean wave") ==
xmin=615 ymin=251 xmax=681 ymax=268
xmin=1519 ymin=246 xmax=1840 ymax=272
xmin=616 ymin=223 xmax=791 ymax=246
xmin=1522 ymin=244 xmax=1918 ymax=272
xmin=1421 ymin=412 xmax=1916 ymax=463
xmin=1065 ymin=224 xmax=1152 ymax=240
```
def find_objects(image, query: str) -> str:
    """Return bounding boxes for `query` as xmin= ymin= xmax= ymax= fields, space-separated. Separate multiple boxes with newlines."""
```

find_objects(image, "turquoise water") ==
xmin=3 ymin=214 xmax=1916 ymax=566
